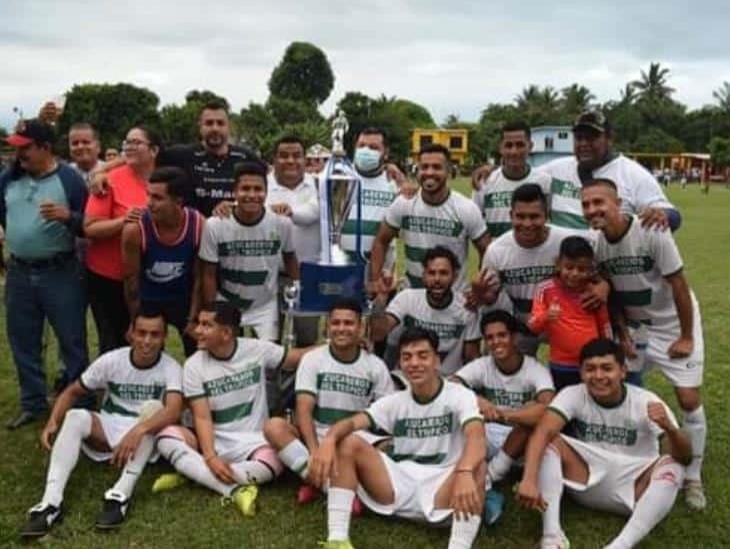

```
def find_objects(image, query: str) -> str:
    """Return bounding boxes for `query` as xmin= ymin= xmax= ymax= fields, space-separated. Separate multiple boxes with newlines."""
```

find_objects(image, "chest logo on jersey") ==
xmin=571 ymin=418 xmax=637 ymax=446
xmin=551 ymin=179 xmax=581 ymax=199
xmin=146 ymin=261 xmax=186 ymax=283
xmin=403 ymin=316 xmax=465 ymax=341
xmin=218 ymin=239 xmax=281 ymax=257
xmin=393 ymin=412 xmax=454 ymax=438
xmin=204 ymin=366 xmax=261 ymax=397
xmin=402 ymin=216 xmax=463 ymax=237
xmin=600 ymin=256 xmax=654 ymax=276
xmin=316 ymin=372 xmax=373 ymax=397
xmin=108 ymin=382 xmax=164 ymax=401
xmin=501 ymin=265 xmax=555 ymax=285
xmin=482 ymin=388 xmax=534 ymax=408
xmin=362 ymin=189 xmax=396 ymax=208
xmin=484 ymin=191 xmax=513 ymax=209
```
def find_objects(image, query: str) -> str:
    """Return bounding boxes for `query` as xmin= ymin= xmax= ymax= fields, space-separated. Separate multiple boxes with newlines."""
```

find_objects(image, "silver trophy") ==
xmin=281 ymin=281 xmax=300 ymax=348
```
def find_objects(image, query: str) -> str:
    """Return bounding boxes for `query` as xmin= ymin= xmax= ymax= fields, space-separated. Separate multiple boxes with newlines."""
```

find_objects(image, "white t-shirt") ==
xmin=482 ymin=225 xmax=574 ymax=323
xmin=183 ymin=338 xmax=285 ymax=451
xmin=384 ymin=190 xmax=487 ymax=290
xmin=454 ymin=355 xmax=554 ymax=409
xmin=295 ymin=345 xmax=395 ymax=437
xmin=549 ymin=383 xmax=678 ymax=459
xmin=81 ymin=348 xmax=182 ymax=420
xmin=543 ymin=155 xmax=673 ymax=232
xmin=199 ymin=210 xmax=294 ymax=313
xmin=265 ymin=173 xmax=321 ymax=264
xmin=386 ymin=289 xmax=481 ymax=375
xmin=472 ymin=167 xmax=552 ymax=238
xmin=366 ymin=380 xmax=482 ymax=466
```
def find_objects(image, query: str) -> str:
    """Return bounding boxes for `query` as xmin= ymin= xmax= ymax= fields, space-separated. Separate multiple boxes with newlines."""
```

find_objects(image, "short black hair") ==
xmin=356 ymin=127 xmax=388 ymax=147
xmin=511 ymin=183 xmax=548 ymax=214
xmin=329 ymin=297 xmax=363 ymax=318
xmin=149 ymin=166 xmax=189 ymax=201
xmin=273 ymin=135 xmax=305 ymax=156
xmin=582 ymin=178 xmax=618 ymax=193
xmin=579 ymin=338 xmax=625 ymax=366
xmin=418 ymin=143 xmax=451 ymax=163
xmin=422 ymin=245 xmax=460 ymax=272
xmin=480 ymin=310 xmax=519 ymax=335
xmin=398 ymin=326 xmax=439 ymax=353
xmin=201 ymin=301 xmax=241 ymax=331
xmin=69 ymin=122 xmax=100 ymax=142
xmin=501 ymin=120 xmax=531 ymax=140
xmin=559 ymin=236 xmax=594 ymax=261
xmin=131 ymin=125 xmax=163 ymax=150
xmin=234 ymin=160 xmax=268 ymax=186
xmin=132 ymin=304 xmax=167 ymax=331
xmin=200 ymin=100 xmax=230 ymax=115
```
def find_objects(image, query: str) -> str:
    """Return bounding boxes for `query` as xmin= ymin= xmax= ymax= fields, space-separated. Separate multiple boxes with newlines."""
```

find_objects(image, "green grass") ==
xmin=1 ymin=183 xmax=729 ymax=548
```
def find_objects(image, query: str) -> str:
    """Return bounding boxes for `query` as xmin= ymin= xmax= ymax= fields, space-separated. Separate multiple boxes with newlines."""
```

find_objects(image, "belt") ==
xmin=10 ymin=251 xmax=75 ymax=269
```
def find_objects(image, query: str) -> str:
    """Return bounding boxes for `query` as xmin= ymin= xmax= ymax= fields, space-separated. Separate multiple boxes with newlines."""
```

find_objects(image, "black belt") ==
xmin=10 ymin=251 xmax=75 ymax=269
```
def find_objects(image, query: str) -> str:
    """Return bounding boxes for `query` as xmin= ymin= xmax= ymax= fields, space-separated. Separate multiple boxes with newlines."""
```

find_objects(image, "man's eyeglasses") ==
xmin=122 ymin=139 xmax=150 ymax=149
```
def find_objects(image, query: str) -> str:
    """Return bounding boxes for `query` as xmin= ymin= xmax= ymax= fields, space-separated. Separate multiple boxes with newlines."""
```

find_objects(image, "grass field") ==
xmin=0 ymin=182 xmax=729 ymax=548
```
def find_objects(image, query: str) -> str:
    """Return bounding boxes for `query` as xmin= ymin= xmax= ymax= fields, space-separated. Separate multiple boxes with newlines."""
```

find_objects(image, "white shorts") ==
xmin=486 ymin=423 xmax=513 ymax=459
xmin=241 ymin=300 xmax=279 ymax=341
xmin=357 ymin=453 xmax=454 ymax=523
xmin=216 ymin=433 xmax=269 ymax=463
xmin=561 ymin=436 xmax=658 ymax=516
xmin=82 ymin=412 xmax=160 ymax=463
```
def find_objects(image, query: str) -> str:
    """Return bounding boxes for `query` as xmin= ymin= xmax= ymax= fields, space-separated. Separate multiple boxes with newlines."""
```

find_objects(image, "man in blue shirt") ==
xmin=0 ymin=119 xmax=90 ymax=429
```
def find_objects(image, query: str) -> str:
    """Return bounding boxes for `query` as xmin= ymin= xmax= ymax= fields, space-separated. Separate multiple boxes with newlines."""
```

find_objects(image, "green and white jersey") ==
xmin=199 ymin=210 xmax=294 ymax=313
xmin=386 ymin=289 xmax=481 ymax=375
xmin=543 ymin=155 xmax=673 ymax=232
xmin=472 ymin=167 xmax=552 ymax=238
xmin=482 ymin=225 xmax=575 ymax=323
xmin=592 ymin=216 xmax=685 ymax=327
xmin=341 ymin=171 xmax=397 ymax=271
xmin=295 ymin=345 xmax=395 ymax=438
xmin=183 ymin=338 xmax=285 ymax=451
xmin=549 ymin=383 xmax=677 ymax=459
xmin=454 ymin=355 xmax=554 ymax=410
xmin=384 ymin=190 xmax=487 ymax=290
xmin=366 ymin=380 xmax=482 ymax=466
xmin=80 ymin=348 xmax=182 ymax=420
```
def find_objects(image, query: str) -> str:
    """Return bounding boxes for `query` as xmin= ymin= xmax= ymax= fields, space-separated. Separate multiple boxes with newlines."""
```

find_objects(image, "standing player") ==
xmin=371 ymin=246 xmax=481 ymax=375
xmin=21 ymin=311 xmax=183 ymax=537
xmin=517 ymin=339 xmax=691 ymax=549
xmin=582 ymin=178 xmax=708 ymax=509
xmin=308 ymin=327 xmax=487 ymax=549
xmin=370 ymin=143 xmax=489 ymax=291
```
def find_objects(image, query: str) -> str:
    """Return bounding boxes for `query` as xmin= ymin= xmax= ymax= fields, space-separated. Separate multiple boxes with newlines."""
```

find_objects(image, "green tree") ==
xmin=632 ymin=62 xmax=675 ymax=103
xmin=709 ymin=136 xmax=730 ymax=168
xmin=184 ymin=90 xmax=230 ymax=111
xmin=269 ymin=42 xmax=335 ymax=105
xmin=514 ymin=85 xmax=560 ymax=126
xmin=560 ymin=84 xmax=595 ymax=120
xmin=713 ymin=82 xmax=730 ymax=112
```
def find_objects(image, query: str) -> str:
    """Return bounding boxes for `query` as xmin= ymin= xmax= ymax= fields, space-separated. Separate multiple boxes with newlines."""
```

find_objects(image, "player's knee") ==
xmin=251 ymin=446 xmax=285 ymax=478
xmin=63 ymin=408 xmax=92 ymax=434
xmin=337 ymin=434 xmax=366 ymax=460
xmin=157 ymin=425 xmax=189 ymax=442
xmin=263 ymin=417 xmax=290 ymax=443
xmin=676 ymin=389 xmax=701 ymax=412
xmin=652 ymin=457 xmax=685 ymax=487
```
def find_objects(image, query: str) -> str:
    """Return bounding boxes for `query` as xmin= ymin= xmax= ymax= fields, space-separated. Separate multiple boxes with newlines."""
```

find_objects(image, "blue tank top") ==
xmin=140 ymin=207 xmax=200 ymax=302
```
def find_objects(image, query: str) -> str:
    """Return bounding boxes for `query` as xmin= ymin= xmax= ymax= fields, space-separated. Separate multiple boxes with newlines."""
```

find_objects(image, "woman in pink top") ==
xmin=84 ymin=126 xmax=161 ymax=354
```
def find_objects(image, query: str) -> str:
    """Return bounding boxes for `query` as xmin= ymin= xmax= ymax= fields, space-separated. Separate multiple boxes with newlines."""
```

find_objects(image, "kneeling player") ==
xmin=309 ymin=327 xmax=487 ymax=549
xmin=153 ymin=301 xmax=306 ymax=516
xmin=453 ymin=310 xmax=555 ymax=524
xmin=21 ymin=311 xmax=184 ymax=537
xmin=517 ymin=339 xmax=691 ymax=549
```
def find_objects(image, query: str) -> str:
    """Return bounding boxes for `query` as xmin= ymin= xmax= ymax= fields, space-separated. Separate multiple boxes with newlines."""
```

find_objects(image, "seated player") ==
xmin=152 ymin=301 xmax=308 ymax=516
xmin=452 ymin=310 xmax=555 ymax=525
xmin=263 ymin=298 xmax=394 ymax=505
xmin=309 ymin=327 xmax=487 ymax=549
xmin=371 ymin=246 xmax=481 ymax=376
xmin=21 ymin=310 xmax=184 ymax=537
xmin=517 ymin=338 xmax=691 ymax=549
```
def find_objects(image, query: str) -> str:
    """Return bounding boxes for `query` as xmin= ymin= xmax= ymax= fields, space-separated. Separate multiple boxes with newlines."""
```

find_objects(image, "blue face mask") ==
xmin=354 ymin=147 xmax=383 ymax=174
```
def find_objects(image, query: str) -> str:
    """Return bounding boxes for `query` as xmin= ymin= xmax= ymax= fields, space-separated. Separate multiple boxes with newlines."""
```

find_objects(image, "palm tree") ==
xmin=713 ymin=81 xmax=730 ymax=111
xmin=514 ymin=85 xmax=560 ymax=124
xmin=560 ymin=84 xmax=596 ymax=117
xmin=619 ymin=83 xmax=636 ymax=106
xmin=631 ymin=62 xmax=675 ymax=102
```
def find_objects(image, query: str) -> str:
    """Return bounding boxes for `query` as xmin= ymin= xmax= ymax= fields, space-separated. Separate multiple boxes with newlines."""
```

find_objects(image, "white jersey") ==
xmin=183 ymin=338 xmax=285 ymax=452
xmin=265 ymin=173 xmax=321 ymax=264
xmin=384 ymin=190 xmax=487 ymax=290
xmin=543 ymin=155 xmax=673 ymax=232
xmin=295 ymin=345 xmax=395 ymax=437
xmin=454 ymin=355 xmax=554 ymax=409
xmin=472 ymin=167 xmax=552 ymax=238
xmin=341 ymin=171 xmax=397 ymax=271
xmin=386 ymin=289 xmax=480 ymax=375
xmin=593 ymin=216 xmax=685 ymax=327
xmin=482 ymin=225 xmax=574 ymax=323
xmin=199 ymin=209 xmax=295 ymax=314
xmin=549 ymin=383 xmax=678 ymax=459
xmin=81 ymin=348 xmax=182 ymax=420
xmin=366 ymin=380 xmax=481 ymax=466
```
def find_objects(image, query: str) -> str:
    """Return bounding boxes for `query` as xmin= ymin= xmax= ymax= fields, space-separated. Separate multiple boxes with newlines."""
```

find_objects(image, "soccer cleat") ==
xmin=95 ymin=490 xmax=130 ymax=530
xmin=351 ymin=495 xmax=364 ymax=517
xmin=20 ymin=503 xmax=63 ymax=538
xmin=483 ymin=488 xmax=505 ymax=526
xmin=297 ymin=483 xmax=321 ymax=505
xmin=232 ymin=485 xmax=259 ymax=517
xmin=684 ymin=480 xmax=707 ymax=511
xmin=152 ymin=473 xmax=188 ymax=493
xmin=318 ymin=540 xmax=355 ymax=549
xmin=538 ymin=532 xmax=570 ymax=549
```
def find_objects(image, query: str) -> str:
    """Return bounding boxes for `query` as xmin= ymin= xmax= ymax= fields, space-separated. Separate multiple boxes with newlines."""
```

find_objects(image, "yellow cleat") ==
xmin=232 ymin=485 xmax=259 ymax=517
xmin=152 ymin=473 xmax=188 ymax=493
xmin=318 ymin=541 xmax=355 ymax=549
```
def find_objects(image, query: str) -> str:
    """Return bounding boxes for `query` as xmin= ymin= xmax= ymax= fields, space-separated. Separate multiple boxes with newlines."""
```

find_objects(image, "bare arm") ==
xmin=40 ymin=381 xmax=91 ymax=450
xmin=121 ymin=223 xmax=142 ymax=318
xmin=471 ymin=232 xmax=491 ymax=264
xmin=201 ymin=261 xmax=218 ymax=304
xmin=308 ymin=412 xmax=372 ymax=487
xmin=188 ymin=257 xmax=203 ymax=324
xmin=190 ymin=396 xmax=236 ymax=484
xmin=295 ymin=393 xmax=320 ymax=454
xmin=370 ymin=312 xmax=399 ymax=343
xmin=666 ymin=271 xmax=693 ymax=341
xmin=502 ymin=391 xmax=555 ymax=428
xmin=520 ymin=410 xmax=565 ymax=487
xmin=462 ymin=340 xmax=481 ymax=364
xmin=84 ymin=215 xmax=126 ymax=240
xmin=369 ymin=222 xmax=398 ymax=289
xmin=282 ymin=251 xmax=300 ymax=280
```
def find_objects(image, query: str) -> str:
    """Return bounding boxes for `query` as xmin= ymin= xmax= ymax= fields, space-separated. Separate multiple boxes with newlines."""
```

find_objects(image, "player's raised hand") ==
xmin=40 ymin=419 xmax=60 ymax=451
xmin=516 ymin=479 xmax=547 ymax=512
xmin=89 ymin=170 xmax=110 ymax=196
xmin=668 ymin=336 xmax=693 ymax=359
xmin=647 ymin=402 xmax=673 ymax=432
xmin=638 ymin=207 xmax=669 ymax=231
xmin=212 ymin=200 xmax=235 ymax=219
xmin=269 ymin=203 xmax=293 ymax=217
xmin=470 ymin=164 xmax=494 ymax=191
xmin=450 ymin=471 xmax=481 ymax=520
xmin=111 ymin=424 xmax=146 ymax=467
xmin=470 ymin=268 xmax=500 ymax=306
xmin=308 ymin=437 xmax=337 ymax=488
xmin=619 ymin=334 xmax=638 ymax=360
xmin=581 ymin=278 xmax=609 ymax=311
xmin=547 ymin=299 xmax=561 ymax=321
xmin=205 ymin=454 xmax=237 ymax=484
xmin=125 ymin=207 xmax=145 ymax=224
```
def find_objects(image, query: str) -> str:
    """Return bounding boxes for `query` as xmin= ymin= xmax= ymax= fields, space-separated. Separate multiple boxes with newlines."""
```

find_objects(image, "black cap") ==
xmin=6 ymin=118 xmax=56 ymax=147
xmin=572 ymin=111 xmax=610 ymax=134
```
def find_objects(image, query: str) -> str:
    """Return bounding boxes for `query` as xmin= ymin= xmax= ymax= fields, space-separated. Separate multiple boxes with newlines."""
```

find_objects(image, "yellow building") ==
xmin=411 ymin=128 xmax=468 ymax=166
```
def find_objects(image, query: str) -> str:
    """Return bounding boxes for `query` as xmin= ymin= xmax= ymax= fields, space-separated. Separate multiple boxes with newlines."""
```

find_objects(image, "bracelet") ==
xmin=455 ymin=468 xmax=473 ymax=474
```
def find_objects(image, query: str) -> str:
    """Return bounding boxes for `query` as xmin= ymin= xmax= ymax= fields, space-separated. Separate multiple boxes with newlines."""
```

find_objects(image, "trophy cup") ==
xmin=281 ymin=281 xmax=300 ymax=349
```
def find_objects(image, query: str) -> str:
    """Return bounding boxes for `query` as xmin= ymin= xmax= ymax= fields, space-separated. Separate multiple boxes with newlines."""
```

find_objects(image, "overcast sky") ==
xmin=2 ymin=0 xmax=729 ymax=130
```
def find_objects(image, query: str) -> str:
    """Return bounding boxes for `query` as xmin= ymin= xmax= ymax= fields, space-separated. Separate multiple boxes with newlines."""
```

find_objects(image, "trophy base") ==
xmin=299 ymin=261 xmax=365 ymax=313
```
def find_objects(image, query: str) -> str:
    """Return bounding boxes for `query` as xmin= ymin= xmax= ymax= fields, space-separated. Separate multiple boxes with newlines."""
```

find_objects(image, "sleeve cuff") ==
xmin=547 ymin=406 xmax=569 ymax=424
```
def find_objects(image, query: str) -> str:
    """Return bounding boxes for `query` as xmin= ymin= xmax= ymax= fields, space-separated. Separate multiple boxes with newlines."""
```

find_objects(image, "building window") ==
xmin=544 ymin=137 xmax=554 ymax=151
xmin=449 ymin=136 xmax=463 ymax=149
xmin=420 ymin=135 xmax=433 ymax=148
xmin=558 ymin=131 xmax=568 ymax=139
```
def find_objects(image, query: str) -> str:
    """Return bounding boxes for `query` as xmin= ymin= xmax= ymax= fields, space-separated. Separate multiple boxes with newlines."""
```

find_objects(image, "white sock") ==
xmin=327 ymin=487 xmax=355 ymax=542
xmin=230 ymin=459 xmax=275 ymax=486
xmin=447 ymin=514 xmax=482 ymax=549
xmin=157 ymin=437 xmax=236 ymax=496
xmin=279 ymin=439 xmax=310 ymax=479
xmin=41 ymin=409 xmax=92 ymax=507
xmin=605 ymin=460 xmax=684 ymax=549
xmin=683 ymin=406 xmax=706 ymax=481
xmin=538 ymin=445 xmax=564 ymax=538
xmin=487 ymin=450 xmax=515 ymax=483
xmin=110 ymin=433 xmax=156 ymax=499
